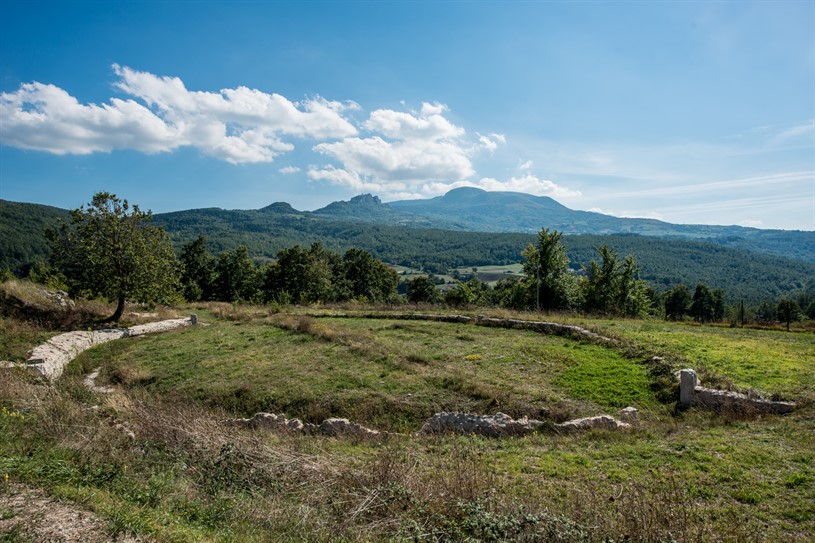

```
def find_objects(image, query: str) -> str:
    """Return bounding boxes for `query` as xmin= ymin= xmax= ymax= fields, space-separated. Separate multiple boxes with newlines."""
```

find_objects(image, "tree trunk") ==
xmin=109 ymin=294 xmax=126 ymax=322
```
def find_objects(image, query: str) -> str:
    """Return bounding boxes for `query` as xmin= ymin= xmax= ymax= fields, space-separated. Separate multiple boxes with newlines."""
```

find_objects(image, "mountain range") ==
xmin=2 ymin=188 xmax=814 ymax=304
xmin=311 ymin=187 xmax=814 ymax=263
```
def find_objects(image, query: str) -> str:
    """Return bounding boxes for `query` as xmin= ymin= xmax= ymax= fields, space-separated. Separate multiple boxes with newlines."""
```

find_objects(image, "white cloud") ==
xmin=362 ymin=102 xmax=464 ymax=141
xmin=476 ymin=132 xmax=505 ymax=153
xmin=278 ymin=166 xmax=301 ymax=174
xmin=309 ymin=102 xmax=496 ymax=196
xmin=0 ymin=82 xmax=179 ymax=155
xmin=403 ymin=174 xmax=580 ymax=200
xmin=473 ymin=174 xmax=582 ymax=198
xmin=0 ymin=65 xmax=358 ymax=164
xmin=519 ymin=160 xmax=533 ymax=170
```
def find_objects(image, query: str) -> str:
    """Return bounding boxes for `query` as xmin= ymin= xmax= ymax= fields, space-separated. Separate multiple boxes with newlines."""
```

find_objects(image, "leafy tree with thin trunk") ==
xmin=46 ymin=192 xmax=179 ymax=322
xmin=664 ymin=284 xmax=692 ymax=320
xmin=521 ymin=228 xmax=574 ymax=311
xmin=777 ymin=298 xmax=802 ymax=331
xmin=406 ymin=276 xmax=439 ymax=304
xmin=180 ymin=235 xmax=215 ymax=301
xmin=213 ymin=244 xmax=261 ymax=303
xmin=341 ymin=248 xmax=399 ymax=303
xmin=582 ymin=245 xmax=650 ymax=316
xmin=689 ymin=284 xmax=724 ymax=323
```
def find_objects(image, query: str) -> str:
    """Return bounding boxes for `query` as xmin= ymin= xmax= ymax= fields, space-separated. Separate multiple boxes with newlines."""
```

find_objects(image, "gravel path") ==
xmin=0 ymin=484 xmax=148 ymax=542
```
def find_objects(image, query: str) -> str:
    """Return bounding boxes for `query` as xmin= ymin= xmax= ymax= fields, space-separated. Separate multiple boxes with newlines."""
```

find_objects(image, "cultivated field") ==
xmin=1 ymin=303 xmax=813 ymax=542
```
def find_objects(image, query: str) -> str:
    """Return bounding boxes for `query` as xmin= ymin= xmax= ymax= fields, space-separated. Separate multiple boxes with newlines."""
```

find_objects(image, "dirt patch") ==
xmin=0 ymin=484 xmax=147 ymax=542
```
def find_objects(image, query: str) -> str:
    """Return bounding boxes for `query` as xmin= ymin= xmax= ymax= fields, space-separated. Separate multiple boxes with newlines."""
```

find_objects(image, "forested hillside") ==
xmin=2 ymin=198 xmax=813 ymax=305
xmin=386 ymin=188 xmax=815 ymax=263
xmin=0 ymin=199 xmax=69 ymax=273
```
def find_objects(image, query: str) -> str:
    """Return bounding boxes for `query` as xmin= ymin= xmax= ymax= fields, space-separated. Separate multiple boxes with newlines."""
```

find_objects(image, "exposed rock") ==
xmin=619 ymin=406 xmax=639 ymax=424
xmin=694 ymin=387 xmax=795 ymax=415
xmin=26 ymin=317 xmax=195 ymax=379
xmin=226 ymin=413 xmax=378 ymax=437
xmin=677 ymin=367 xmax=795 ymax=415
xmin=419 ymin=412 xmax=544 ymax=437
xmin=556 ymin=415 xmax=631 ymax=432
xmin=83 ymin=367 xmax=115 ymax=394
xmin=679 ymin=369 xmax=698 ymax=406
xmin=43 ymin=289 xmax=76 ymax=309
xmin=319 ymin=417 xmax=380 ymax=437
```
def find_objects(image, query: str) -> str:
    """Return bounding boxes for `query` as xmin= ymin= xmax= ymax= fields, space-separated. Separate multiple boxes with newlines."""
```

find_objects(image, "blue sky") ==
xmin=1 ymin=0 xmax=813 ymax=230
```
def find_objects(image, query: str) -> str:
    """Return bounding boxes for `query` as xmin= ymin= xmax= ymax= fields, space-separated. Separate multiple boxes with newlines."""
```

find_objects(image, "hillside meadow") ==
xmin=1 ymin=300 xmax=814 ymax=542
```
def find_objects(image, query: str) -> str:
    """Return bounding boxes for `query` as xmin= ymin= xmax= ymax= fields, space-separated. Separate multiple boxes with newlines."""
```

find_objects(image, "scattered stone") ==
xmin=619 ymin=406 xmax=639 ymax=424
xmin=419 ymin=412 xmax=544 ymax=437
xmin=557 ymin=415 xmax=631 ymax=433
xmin=319 ymin=417 xmax=381 ymax=437
xmin=226 ymin=412 xmax=379 ymax=437
xmin=43 ymin=289 xmax=76 ymax=309
xmin=83 ymin=367 xmax=115 ymax=394
xmin=113 ymin=422 xmax=136 ymax=440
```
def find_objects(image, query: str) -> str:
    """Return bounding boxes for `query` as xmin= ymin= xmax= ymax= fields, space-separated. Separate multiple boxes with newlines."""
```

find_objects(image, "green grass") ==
xmin=71 ymin=314 xmax=659 ymax=429
xmin=2 ymin=307 xmax=814 ymax=542
xmin=579 ymin=319 xmax=815 ymax=398
xmin=0 ymin=316 xmax=52 ymax=363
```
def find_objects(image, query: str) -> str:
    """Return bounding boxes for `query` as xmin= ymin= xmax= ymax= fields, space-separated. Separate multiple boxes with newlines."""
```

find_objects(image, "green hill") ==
xmin=2 ymin=197 xmax=813 ymax=305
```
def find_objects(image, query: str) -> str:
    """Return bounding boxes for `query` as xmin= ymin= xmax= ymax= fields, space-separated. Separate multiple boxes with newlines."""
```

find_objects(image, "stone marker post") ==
xmin=679 ymin=369 xmax=697 ymax=407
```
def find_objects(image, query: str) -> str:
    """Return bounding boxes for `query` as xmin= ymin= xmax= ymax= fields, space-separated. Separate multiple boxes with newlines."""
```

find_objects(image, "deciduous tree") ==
xmin=47 ymin=192 xmax=179 ymax=322
xmin=521 ymin=228 xmax=574 ymax=311
xmin=664 ymin=284 xmax=692 ymax=320
xmin=406 ymin=276 xmax=439 ymax=304
xmin=777 ymin=298 xmax=802 ymax=331
xmin=180 ymin=235 xmax=215 ymax=301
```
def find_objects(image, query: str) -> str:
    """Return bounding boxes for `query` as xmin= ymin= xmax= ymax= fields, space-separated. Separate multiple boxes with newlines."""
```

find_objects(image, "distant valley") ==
xmin=315 ymin=187 xmax=815 ymax=263
xmin=2 ymin=188 xmax=814 ymax=305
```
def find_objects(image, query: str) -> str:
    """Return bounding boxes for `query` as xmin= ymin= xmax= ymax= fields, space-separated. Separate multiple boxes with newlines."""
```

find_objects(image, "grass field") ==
xmin=2 ymin=303 xmax=814 ymax=542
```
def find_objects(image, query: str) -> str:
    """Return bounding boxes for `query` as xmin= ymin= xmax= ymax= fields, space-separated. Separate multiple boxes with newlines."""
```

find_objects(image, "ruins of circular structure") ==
xmin=23 ymin=316 xmax=197 ymax=379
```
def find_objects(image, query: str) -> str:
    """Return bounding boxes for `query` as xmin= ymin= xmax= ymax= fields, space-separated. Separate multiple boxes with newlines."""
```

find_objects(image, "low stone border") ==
xmin=22 ymin=316 xmax=197 ymax=380
xmin=226 ymin=408 xmax=636 ymax=438
xmin=225 ymin=412 xmax=384 ymax=437
xmin=678 ymin=369 xmax=795 ymax=415
xmin=308 ymin=312 xmax=615 ymax=344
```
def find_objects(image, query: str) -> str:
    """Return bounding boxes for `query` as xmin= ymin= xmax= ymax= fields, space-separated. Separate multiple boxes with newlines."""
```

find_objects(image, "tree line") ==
xmin=18 ymin=193 xmax=814 ymax=329
xmin=179 ymin=235 xmax=399 ymax=305
xmin=4 ymin=198 xmax=814 ymax=308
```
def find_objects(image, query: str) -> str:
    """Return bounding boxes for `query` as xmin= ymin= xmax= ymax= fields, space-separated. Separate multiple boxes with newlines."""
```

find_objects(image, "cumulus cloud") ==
xmin=309 ymin=102 xmax=509 ymax=197
xmin=1 ymin=67 xmax=521 ymax=199
xmin=0 ymin=82 xmax=180 ymax=155
xmin=476 ymin=132 xmax=506 ymax=153
xmin=519 ymin=160 xmax=533 ymax=170
xmin=472 ymin=174 xmax=581 ymax=198
xmin=406 ymin=173 xmax=580 ymax=200
xmin=0 ymin=65 xmax=357 ymax=164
